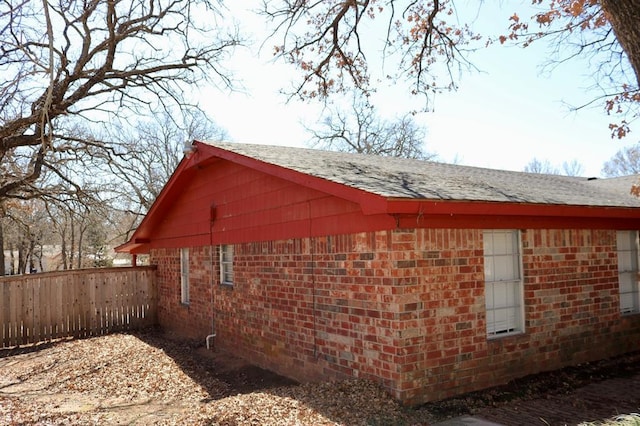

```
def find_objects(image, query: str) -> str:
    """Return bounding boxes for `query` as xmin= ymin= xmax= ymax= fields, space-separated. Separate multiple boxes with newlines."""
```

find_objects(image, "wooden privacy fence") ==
xmin=0 ymin=266 xmax=157 ymax=349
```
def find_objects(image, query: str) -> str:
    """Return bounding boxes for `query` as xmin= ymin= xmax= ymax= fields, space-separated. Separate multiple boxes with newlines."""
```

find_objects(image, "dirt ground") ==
xmin=1 ymin=329 xmax=639 ymax=425
xmin=0 ymin=330 xmax=415 ymax=425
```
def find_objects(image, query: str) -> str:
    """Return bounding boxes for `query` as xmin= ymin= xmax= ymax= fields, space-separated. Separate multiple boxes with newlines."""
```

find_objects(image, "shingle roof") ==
xmin=202 ymin=141 xmax=640 ymax=208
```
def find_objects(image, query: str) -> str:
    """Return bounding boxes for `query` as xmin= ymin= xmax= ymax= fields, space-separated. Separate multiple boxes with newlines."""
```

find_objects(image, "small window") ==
xmin=220 ymin=244 xmax=234 ymax=285
xmin=180 ymin=248 xmax=189 ymax=304
xmin=483 ymin=230 xmax=524 ymax=337
xmin=617 ymin=230 xmax=640 ymax=314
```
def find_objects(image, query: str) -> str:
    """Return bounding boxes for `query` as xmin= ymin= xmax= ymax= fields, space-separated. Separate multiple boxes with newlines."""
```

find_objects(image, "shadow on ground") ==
xmin=134 ymin=327 xmax=299 ymax=397
xmin=3 ymin=329 xmax=640 ymax=425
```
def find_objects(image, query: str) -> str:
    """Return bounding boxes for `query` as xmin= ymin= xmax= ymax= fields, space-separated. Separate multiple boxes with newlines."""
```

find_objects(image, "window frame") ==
xmin=617 ymin=230 xmax=640 ymax=315
xmin=483 ymin=229 xmax=525 ymax=338
xmin=180 ymin=247 xmax=190 ymax=305
xmin=220 ymin=244 xmax=234 ymax=286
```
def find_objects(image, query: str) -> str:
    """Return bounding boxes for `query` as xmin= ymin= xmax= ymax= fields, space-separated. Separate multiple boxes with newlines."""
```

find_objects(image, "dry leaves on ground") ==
xmin=2 ymin=331 xmax=639 ymax=426
xmin=0 ymin=331 xmax=430 ymax=425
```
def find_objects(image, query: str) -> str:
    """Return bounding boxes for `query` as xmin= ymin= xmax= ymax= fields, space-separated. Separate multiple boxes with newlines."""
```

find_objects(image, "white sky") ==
xmin=200 ymin=1 xmax=637 ymax=178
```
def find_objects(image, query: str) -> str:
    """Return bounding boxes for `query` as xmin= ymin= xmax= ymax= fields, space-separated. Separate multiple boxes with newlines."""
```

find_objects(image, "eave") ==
xmin=385 ymin=199 xmax=640 ymax=218
xmin=116 ymin=141 xmax=640 ymax=254
xmin=386 ymin=199 xmax=640 ymax=229
xmin=114 ymin=238 xmax=150 ymax=255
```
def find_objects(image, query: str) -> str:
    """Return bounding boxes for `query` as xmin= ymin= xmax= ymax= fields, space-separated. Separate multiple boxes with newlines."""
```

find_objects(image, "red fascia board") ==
xmin=114 ymin=240 xmax=149 ymax=254
xmin=195 ymin=141 xmax=388 ymax=215
xmin=114 ymin=241 xmax=132 ymax=252
xmin=386 ymin=199 xmax=640 ymax=219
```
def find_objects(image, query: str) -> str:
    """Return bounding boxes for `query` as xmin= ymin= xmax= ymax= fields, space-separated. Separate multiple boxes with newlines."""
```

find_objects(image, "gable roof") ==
xmin=117 ymin=141 xmax=640 ymax=254
xmin=202 ymin=141 xmax=640 ymax=208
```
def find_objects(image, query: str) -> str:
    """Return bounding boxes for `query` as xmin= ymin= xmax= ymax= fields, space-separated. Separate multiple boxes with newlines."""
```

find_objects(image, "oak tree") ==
xmin=0 ymin=0 xmax=240 ymax=204
xmin=307 ymin=94 xmax=434 ymax=159
xmin=262 ymin=1 xmax=639 ymax=134
xmin=524 ymin=158 xmax=560 ymax=175
xmin=101 ymin=109 xmax=228 ymax=241
xmin=524 ymin=158 xmax=584 ymax=176
xmin=2 ymin=200 xmax=51 ymax=274
xmin=504 ymin=0 xmax=640 ymax=138
xmin=602 ymin=144 xmax=640 ymax=176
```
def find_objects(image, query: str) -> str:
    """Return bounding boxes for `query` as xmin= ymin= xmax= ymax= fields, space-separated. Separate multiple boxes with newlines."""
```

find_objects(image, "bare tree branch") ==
xmin=0 ymin=0 xmax=241 ymax=203
xmin=306 ymin=92 xmax=435 ymax=159
xmin=262 ymin=0 xmax=478 ymax=103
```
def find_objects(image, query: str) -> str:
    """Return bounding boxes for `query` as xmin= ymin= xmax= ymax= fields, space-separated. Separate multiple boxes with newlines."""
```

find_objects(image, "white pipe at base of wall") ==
xmin=206 ymin=334 xmax=216 ymax=350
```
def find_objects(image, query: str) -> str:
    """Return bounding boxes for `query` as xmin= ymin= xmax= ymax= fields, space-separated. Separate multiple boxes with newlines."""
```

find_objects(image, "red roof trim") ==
xmin=386 ymin=199 xmax=640 ymax=219
xmin=117 ymin=142 xmax=640 ymax=254
xmin=114 ymin=241 xmax=149 ymax=254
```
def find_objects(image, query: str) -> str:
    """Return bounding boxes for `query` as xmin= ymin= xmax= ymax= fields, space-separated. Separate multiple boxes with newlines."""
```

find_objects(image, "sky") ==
xmin=200 ymin=1 xmax=637 ymax=178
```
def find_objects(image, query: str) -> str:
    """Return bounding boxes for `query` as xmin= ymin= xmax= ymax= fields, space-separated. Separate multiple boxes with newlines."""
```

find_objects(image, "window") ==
xmin=483 ymin=230 xmax=524 ymax=337
xmin=180 ymin=248 xmax=189 ymax=304
xmin=617 ymin=230 xmax=640 ymax=314
xmin=220 ymin=244 xmax=234 ymax=285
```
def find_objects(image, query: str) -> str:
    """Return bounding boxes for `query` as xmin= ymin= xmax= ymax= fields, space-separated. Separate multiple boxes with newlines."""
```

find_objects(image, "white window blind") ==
xmin=483 ymin=230 xmax=524 ymax=337
xmin=617 ymin=230 xmax=640 ymax=314
xmin=180 ymin=248 xmax=189 ymax=304
xmin=220 ymin=245 xmax=234 ymax=285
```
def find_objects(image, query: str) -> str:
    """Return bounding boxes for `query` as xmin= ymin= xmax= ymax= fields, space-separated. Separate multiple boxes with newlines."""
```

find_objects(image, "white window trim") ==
xmin=180 ymin=248 xmax=189 ymax=304
xmin=220 ymin=244 xmax=234 ymax=286
xmin=617 ymin=230 xmax=640 ymax=315
xmin=483 ymin=230 xmax=525 ymax=338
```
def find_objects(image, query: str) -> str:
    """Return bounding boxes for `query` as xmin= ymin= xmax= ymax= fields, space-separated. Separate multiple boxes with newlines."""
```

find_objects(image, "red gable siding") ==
xmin=148 ymin=159 xmax=395 ymax=249
xmin=117 ymin=143 xmax=640 ymax=255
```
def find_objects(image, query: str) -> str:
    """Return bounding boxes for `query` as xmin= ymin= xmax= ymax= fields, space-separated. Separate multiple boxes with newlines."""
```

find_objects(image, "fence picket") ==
xmin=9 ymin=281 xmax=21 ymax=347
xmin=78 ymin=274 xmax=89 ymax=338
xmin=124 ymin=271 xmax=134 ymax=329
xmin=96 ymin=273 xmax=106 ymax=335
xmin=32 ymin=277 xmax=42 ymax=343
xmin=24 ymin=281 xmax=34 ymax=345
xmin=40 ymin=276 xmax=49 ymax=342
xmin=147 ymin=269 xmax=157 ymax=326
xmin=60 ymin=274 xmax=69 ymax=338
xmin=134 ymin=270 xmax=144 ymax=327
xmin=52 ymin=275 xmax=63 ymax=339
xmin=1 ymin=282 xmax=8 ymax=348
xmin=0 ymin=267 xmax=157 ymax=349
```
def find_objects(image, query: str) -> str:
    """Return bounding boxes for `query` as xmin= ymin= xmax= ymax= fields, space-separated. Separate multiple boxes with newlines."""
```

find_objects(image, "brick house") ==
xmin=117 ymin=141 xmax=640 ymax=405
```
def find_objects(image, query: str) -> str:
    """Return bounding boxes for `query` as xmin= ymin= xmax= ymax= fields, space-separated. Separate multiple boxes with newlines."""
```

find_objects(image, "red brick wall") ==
xmin=395 ymin=228 xmax=640 ymax=404
xmin=212 ymin=232 xmax=403 ymax=386
xmin=152 ymin=246 xmax=214 ymax=339
xmin=150 ymin=228 xmax=640 ymax=405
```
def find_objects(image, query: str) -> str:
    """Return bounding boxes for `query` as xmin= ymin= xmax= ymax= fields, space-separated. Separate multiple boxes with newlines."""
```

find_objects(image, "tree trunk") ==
xmin=9 ymin=244 xmax=15 ymax=275
xmin=77 ymin=226 xmax=85 ymax=269
xmin=59 ymin=223 xmax=68 ymax=270
xmin=28 ymin=238 xmax=36 ymax=273
xmin=70 ymin=216 xmax=75 ymax=269
xmin=600 ymin=0 xmax=640 ymax=88
xmin=36 ymin=240 xmax=44 ymax=271
xmin=18 ymin=239 xmax=27 ymax=274
xmin=0 ymin=221 xmax=4 ymax=276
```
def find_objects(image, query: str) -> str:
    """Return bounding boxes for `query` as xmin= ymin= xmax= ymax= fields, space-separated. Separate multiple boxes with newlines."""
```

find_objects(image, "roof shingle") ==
xmin=202 ymin=141 xmax=640 ymax=208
